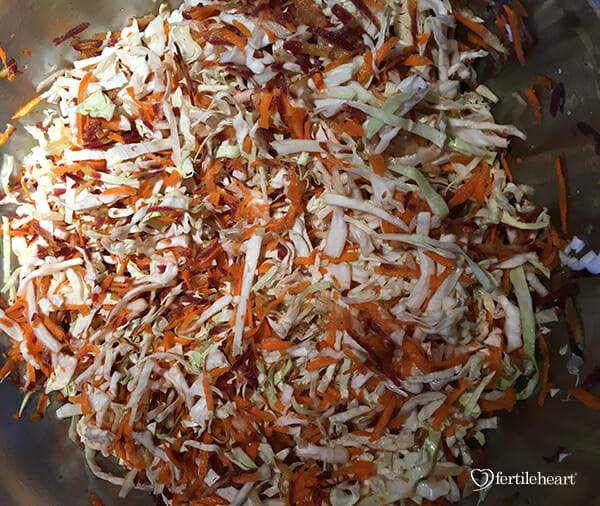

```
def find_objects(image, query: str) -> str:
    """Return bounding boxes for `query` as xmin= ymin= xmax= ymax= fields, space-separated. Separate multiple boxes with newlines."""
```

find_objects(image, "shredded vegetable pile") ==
xmin=0 ymin=0 xmax=566 ymax=504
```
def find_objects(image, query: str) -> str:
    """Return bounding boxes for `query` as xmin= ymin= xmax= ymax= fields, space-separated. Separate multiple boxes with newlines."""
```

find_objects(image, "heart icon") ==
xmin=470 ymin=468 xmax=494 ymax=492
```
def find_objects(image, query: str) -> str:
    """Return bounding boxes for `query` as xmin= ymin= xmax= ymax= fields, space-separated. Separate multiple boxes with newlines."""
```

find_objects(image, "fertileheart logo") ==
xmin=470 ymin=468 xmax=495 ymax=492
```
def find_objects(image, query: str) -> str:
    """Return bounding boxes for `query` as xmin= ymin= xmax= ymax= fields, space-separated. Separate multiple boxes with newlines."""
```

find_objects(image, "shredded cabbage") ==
xmin=77 ymin=89 xmax=116 ymax=120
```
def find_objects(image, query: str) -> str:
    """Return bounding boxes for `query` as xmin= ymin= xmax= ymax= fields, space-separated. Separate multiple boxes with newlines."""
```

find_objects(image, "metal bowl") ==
xmin=1 ymin=1 xmax=599 ymax=505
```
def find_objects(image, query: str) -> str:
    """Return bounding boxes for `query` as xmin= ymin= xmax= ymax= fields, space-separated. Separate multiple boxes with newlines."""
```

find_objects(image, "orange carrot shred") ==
xmin=0 ymin=123 xmax=16 ymax=147
xmin=504 ymin=5 xmax=526 ymax=66
xmin=231 ymin=19 xmax=252 ymax=39
xmin=453 ymin=10 xmax=488 ymax=38
xmin=11 ymin=96 xmax=43 ymax=120
xmin=369 ymin=393 xmax=396 ymax=441
xmin=369 ymin=153 xmax=386 ymax=175
xmin=479 ymin=388 xmax=517 ymax=413
xmin=258 ymin=91 xmax=273 ymax=129
xmin=555 ymin=155 xmax=568 ymax=235
xmin=102 ymin=186 xmax=137 ymax=196
xmin=375 ymin=37 xmax=398 ymax=66
xmin=90 ymin=489 xmax=104 ymax=506
xmin=524 ymin=86 xmax=542 ymax=124
xmin=358 ymin=49 xmax=374 ymax=83
xmin=78 ymin=72 xmax=93 ymax=104
xmin=0 ymin=42 xmax=16 ymax=82
xmin=217 ymin=29 xmax=247 ymax=52
xmin=537 ymin=334 xmax=551 ymax=407
xmin=535 ymin=74 xmax=554 ymax=90
xmin=404 ymin=54 xmax=433 ymax=67
xmin=569 ymin=386 xmax=600 ymax=411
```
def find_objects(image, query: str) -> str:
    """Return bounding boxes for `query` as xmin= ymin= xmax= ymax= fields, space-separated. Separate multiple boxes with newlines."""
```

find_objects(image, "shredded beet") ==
xmin=173 ymin=42 xmax=196 ymax=106
xmin=331 ymin=4 xmax=354 ymax=25
xmin=122 ymin=131 xmax=142 ymax=144
xmin=274 ymin=93 xmax=287 ymax=120
xmin=550 ymin=83 xmax=565 ymax=117
xmin=7 ymin=58 xmax=18 ymax=74
xmin=181 ymin=296 xmax=206 ymax=305
xmin=53 ymin=22 xmax=91 ymax=46
xmin=350 ymin=0 xmax=380 ymax=29
xmin=283 ymin=40 xmax=304 ymax=54
xmin=240 ymin=362 xmax=259 ymax=389
xmin=307 ymin=26 xmax=355 ymax=51
xmin=207 ymin=37 xmax=235 ymax=47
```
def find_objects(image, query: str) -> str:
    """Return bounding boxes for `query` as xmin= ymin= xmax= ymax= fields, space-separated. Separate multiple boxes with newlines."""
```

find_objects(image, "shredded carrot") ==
xmin=0 ymin=42 xmax=16 ymax=82
xmin=374 ymin=264 xmax=419 ymax=278
xmin=453 ymin=10 xmax=488 ymax=39
xmin=0 ymin=123 xmax=16 ymax=147
xmin=416 ymin=33 xmax=430 ymax=46
xmin=187 ymin=6 xmax=218 ymax=21
xmin=569 ymin=386 xmax=600 ymax=411
xmin=504 ymin=5 xmax=526 ymax=66
xmin=500 ymin=155 xmax=514 ymax=183
xmin=369 ymin=153 xmax=386 ymax=175
xmin=78 ymin=72 xmax=93 ymax=104
xmin=264 ymin=27 xmax=276 ymax=44
xmin=258 ymin=91 xmax=273 ymax=129
xmin=554 ymin=155 xmax=568 ymax=235
xmin=537 ymin=334 xmax=551 ymax=407
xmin=89 ymin=489 xmax=104 ymax=506
xmin=164 ymin=169 xmax=180 ymax=188
xmin=260 ymin=339 xmax=290 ymax=351
xmin=331 ymin=460 xmax=376 ymax=481
xmin=285 ymin=169 xmax=303 ymax=228
xmin=358 ymin=50 xmax=374 ymax=83
xmin=404 ymin=54 xmax=433 ymax=67
xmin=231 ymin=19 xmax=252 ymax=39
xmin=306 ymin=356 xmax=338 ymax=371
xmin=232 ymin=470 xmax=261 ymax=484
xmin=217 ymin=28 xmax=247 ymax=52
xmin=424 ymin=251 xmax=455 ymax=269
xmin=244 ymin=136 xmax=252 ymax=153
xmin=448 ymin=167 xmax=482 ymax=208
xmin=479 ymin=388 xmax=517 ymax=413
xmin=311 ymin=71 xmax=326 ymax=90
xmin=336 ymin=120 xmax=364 ymax=137
xmin=323 ymin=50 xmax=359 ymax=73
xmin=363 ymin=0 xmax=385 ymax=10
xmin=374 ymin=37 xmax=398 ymax=67
xmin=535 ymin=74 xmax=553 ymax=90
xmin=41 ymin=314 xmax=66 ymax=341
xmin=11 ymin=95 xmax=43 ymax=120
xmin=0 ymin=43 xmax=7 ymax=73
xmin=369 ymin=392 xmax=396 ymax=441
xmin=101 ymin=186 xmax=137 ymax=196
xmin=203 ymin=372 xmax=214 ymax=411
xmin=457 ymin=468 xmax=469 ymax=490
xmin=524 ymin=86 xmax=542 ymax=124
xmin=431 ymin=378 xmax=469 ymax=430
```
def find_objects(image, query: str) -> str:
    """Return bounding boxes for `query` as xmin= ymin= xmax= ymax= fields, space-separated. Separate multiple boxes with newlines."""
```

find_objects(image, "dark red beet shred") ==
xmin=53 ymin=23 xmax=91 ymax=46
xmin=550 ymin=83 xmax=565 ymax=117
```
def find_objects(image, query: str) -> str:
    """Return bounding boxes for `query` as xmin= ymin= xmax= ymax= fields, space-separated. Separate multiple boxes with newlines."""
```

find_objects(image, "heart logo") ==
xmin=470 ymin=468 xmax=494 ymax=492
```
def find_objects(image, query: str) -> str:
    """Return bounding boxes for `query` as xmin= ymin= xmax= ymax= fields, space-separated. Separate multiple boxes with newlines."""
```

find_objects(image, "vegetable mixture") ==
xmin=0 ymin=0 xmax=569 ymax=504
